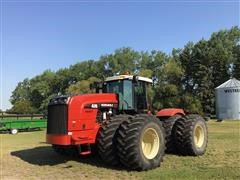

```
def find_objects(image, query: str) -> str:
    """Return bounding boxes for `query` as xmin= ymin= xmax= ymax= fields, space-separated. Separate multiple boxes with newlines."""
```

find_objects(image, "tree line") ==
xmin=8 ymin=26 xmax=240 ymax=115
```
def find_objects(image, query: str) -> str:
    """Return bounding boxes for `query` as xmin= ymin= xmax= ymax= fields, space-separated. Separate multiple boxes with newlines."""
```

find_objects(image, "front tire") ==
xmin=117 ymin=116 xmax=165 ymax=171
xmin=97 ymin=115 xmax=130 ymax=166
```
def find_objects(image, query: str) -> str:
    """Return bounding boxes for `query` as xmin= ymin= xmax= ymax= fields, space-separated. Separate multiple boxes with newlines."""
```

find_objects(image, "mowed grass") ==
xmin=0 ymin=120 xmax=240 ymax=180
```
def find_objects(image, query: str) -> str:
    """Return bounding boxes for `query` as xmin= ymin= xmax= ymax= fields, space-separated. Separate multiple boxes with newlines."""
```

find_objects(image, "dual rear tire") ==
xmin=162 ymin=114 xmax=208 ymax=156
xmin=162 ymin=115 xmax=181 ymax=153
xmin=173 ymin=114 xmax=208 ymax=156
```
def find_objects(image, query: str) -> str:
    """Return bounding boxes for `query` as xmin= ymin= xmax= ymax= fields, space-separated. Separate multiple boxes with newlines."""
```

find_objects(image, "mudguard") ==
xmin=156 ymin=108 xmax=185 ymax=117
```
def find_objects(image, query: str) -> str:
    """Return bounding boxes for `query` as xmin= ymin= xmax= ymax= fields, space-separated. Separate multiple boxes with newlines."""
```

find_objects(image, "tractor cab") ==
xmin=102 ymin=75 xmax=153 ymax=113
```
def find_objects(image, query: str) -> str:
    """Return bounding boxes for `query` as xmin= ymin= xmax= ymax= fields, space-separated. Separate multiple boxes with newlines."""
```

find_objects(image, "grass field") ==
xmin=0 ymin=120 xmax=240 ymax=180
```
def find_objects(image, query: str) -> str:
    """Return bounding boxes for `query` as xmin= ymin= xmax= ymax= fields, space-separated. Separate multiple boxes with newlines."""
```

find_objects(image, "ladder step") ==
xmin=78 ymin=144 xmax=91 ymax=155
xmin=80 ymin=151 xmax=91 ymax=155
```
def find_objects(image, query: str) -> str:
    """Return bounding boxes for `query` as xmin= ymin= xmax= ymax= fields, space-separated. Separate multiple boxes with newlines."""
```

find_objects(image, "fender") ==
xmin=156 ymin=108 xmax=185 ymax=117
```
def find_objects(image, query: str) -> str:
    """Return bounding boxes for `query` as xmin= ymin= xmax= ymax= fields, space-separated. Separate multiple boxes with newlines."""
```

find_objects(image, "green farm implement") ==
xmin=0 ymin=114 xmax=47 ymax=134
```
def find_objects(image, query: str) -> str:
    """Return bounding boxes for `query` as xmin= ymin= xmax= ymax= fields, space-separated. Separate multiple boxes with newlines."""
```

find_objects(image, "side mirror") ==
xmin=133 ymin=75 xmax=139 ymax=84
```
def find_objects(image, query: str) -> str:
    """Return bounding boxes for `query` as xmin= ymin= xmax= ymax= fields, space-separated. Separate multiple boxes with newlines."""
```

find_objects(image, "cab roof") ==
xmin=105 ymin=75 xmax=153 ymax=83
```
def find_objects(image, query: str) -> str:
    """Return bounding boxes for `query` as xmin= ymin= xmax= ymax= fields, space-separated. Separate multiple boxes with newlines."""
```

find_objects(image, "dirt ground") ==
xmin=0 ymin=121 xmax=240 ymax=180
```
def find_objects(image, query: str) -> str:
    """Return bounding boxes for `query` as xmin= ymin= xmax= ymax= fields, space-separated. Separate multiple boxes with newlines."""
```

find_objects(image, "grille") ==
xmin=47 ymin=104 xmax=68 ymax=134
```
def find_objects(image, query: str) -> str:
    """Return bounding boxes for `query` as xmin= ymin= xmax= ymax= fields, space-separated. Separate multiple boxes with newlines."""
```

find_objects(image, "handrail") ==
xmin=0 ymin=112 xmax=45 ymax=120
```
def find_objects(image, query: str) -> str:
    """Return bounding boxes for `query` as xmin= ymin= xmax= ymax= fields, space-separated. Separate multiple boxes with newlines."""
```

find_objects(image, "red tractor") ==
xmin=47 ymin=75 xmax=207 ymax=171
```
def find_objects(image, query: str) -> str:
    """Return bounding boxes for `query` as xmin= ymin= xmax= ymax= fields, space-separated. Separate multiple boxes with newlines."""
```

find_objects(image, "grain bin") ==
xmin=215 ymin=78 xmax=240 ymax=120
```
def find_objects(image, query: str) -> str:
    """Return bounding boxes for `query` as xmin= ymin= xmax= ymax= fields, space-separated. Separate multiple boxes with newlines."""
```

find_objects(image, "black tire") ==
xmin=174 ymin=114 xmax=208 ymax=156
xmin=162 ymin=115 xmax=182 ymax=153
xmin=97 ymin=115 xmax=130 ymax=166
xmin=52 ymin=145 xmax=78 ymax=156
xmin=117 ymin=115 xmax=165 ymax=171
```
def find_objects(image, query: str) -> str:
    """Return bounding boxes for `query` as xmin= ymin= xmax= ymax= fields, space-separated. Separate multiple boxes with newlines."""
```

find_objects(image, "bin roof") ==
xmin=216 ymin=78 xmax=240 ymax=89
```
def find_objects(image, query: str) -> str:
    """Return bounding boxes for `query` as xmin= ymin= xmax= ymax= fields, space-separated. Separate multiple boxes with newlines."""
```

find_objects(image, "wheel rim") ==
xmin=194 ymin=124 xmax=204 ymax=148
xmin=141 ymin=128 xmax=160 ymax=159
xmin=11 ymin=129 xmax=18 ymax=134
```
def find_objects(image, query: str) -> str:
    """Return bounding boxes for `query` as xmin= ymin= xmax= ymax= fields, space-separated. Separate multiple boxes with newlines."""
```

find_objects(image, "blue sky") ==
xmin=0 ymin=0 xmax=239 ymax=110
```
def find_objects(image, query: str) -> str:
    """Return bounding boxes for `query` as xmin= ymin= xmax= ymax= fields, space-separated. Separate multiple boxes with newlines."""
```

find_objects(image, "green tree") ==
xmin=67 ymin=77 xmax=100 ymax=95
xmin=53 ymin=68 xmax=73 ymax=94
xmin=10 ymin=78 xmax=31 ymax=105
xmin=179 ymin=42 xmax=196 ymax=93
xmin=233 ymin=44 xmax=240 ymax=79
xmin=29 ymin=70 xmax=56 ymax=111
xmin=180 ymin=94 xmax=203 ymax=114
xmin=9 ymin=100 xmax=36 ymax=114
xmin=192 ymin=40 xmax=214 ymax=114
xmin=153 ymin=59 xmax=184 ymax=110
xmin=139 ymin=69 xmax=153 ymax=78
xmin=98 ymin=47 xmax=140 ymax=77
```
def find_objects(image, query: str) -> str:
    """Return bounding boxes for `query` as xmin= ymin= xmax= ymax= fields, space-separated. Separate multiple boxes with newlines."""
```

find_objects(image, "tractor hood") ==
xmin=68 ymin=93 xmax=118 ymax=107
xmin=67 ymin=93 xmax=118 ymax=131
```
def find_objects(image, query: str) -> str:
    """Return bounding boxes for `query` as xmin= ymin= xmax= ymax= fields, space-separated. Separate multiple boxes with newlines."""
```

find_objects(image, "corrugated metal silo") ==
xmin=215 ymin=78 xmax=240 ymax=120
